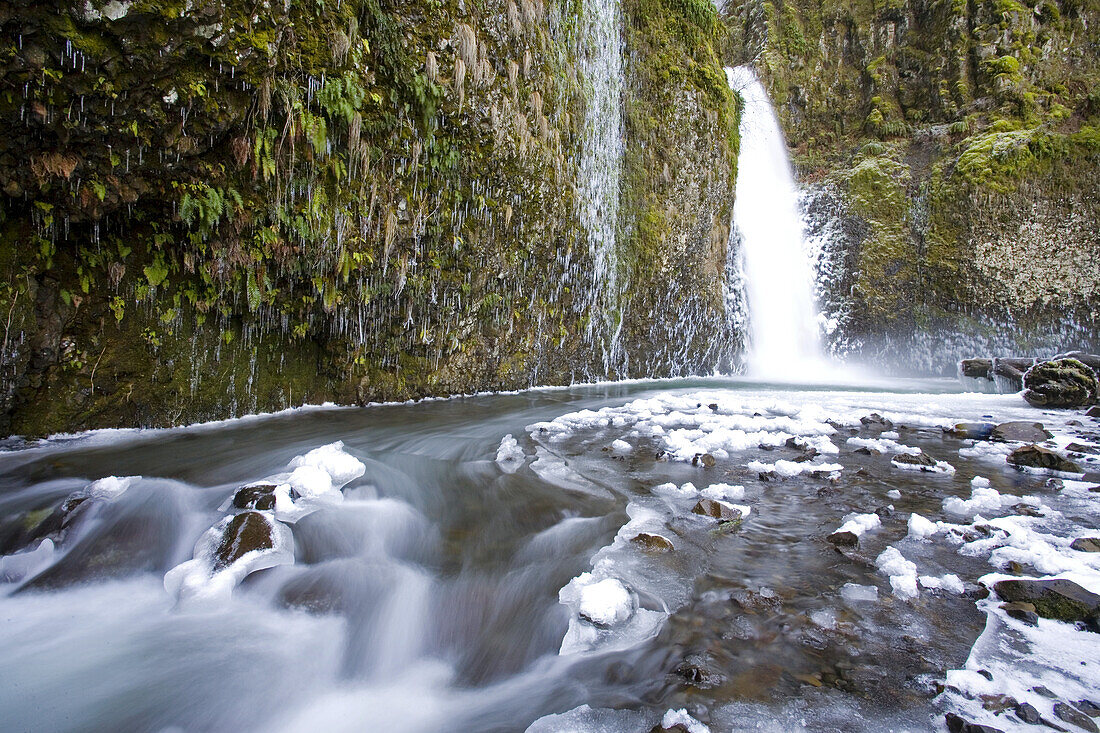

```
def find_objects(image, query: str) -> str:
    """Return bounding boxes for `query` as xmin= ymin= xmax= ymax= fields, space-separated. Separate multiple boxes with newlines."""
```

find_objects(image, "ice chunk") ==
xmin=746 ymin=459 xmax=843 ymax=477
xmin=700 ymin=483 xmax=745 ymax=501
xmin=836 ymin=512 xmax=880 ymax=537
xmin=495 ymin=434 xmax=525 ymax=472
xmin=840 ymin=583 xmax=879 ymax=603
xmin=944 ymin=486 xmax=1006 ymax=517
xmin=576 ymin=576 xmax=633 ymax=627
xmin=0 ymin=538 xmax=56 ymax=583
xmin=908 ymin=513 xmax=939 ymax=540
xmin=525 ymin=705 xmax=651 ymax=733
xmin=919 ymin=574 xmax=965 ymax=594
xmin=886 ymin=489 xmax=902 ymax=500
xmin=288 ymin=441 xmax=365 ymax=487
xmin=609 ymin=439 xmax=632 ymax=456
xmin=876 ymin=546 xmax=919 ymax=599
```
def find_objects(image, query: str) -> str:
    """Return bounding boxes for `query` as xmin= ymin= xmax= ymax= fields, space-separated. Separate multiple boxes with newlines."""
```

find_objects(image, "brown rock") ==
xmin=631 ymin=533 xmax=674 ymax=553
xmin=214 ymin=512 xmax=275 ymax=570
xmin=828 ymin=531 xmax=859 ymax=547
xmin=1071 ymin=537 xmax=1100 ymax=553
xmin=232 ymin=483 xmax=278 ymax=511
xmin=692 ymin=499 xmax=742 ymax=522
xmin=1007 ymin=445 xmax=1080 ymax=473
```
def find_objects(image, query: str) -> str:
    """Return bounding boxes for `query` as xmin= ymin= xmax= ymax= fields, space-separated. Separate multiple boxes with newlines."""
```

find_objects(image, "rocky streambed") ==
xmin=0 ymin=377 xmax=1097 ymax=732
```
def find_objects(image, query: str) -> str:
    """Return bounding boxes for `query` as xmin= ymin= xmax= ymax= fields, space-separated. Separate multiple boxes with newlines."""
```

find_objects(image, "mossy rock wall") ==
xmin=725 ymin=0 xmax=1100 ymax=371
xmin=0 ymin=0 xmax=738 ymax=435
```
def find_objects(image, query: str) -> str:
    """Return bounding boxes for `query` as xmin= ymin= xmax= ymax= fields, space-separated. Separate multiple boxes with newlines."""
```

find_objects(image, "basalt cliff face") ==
xmin=726 ymin=0 xmax=1100 ymax=372
xmin=0 ymin=0 xmax=737 ymax=435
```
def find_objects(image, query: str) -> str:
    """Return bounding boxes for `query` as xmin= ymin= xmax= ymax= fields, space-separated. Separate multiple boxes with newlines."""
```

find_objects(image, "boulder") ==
xmin=1007 ymin=444 xmax=1080 ymax=473
xmin=214 ymin=511 xmax=275 ymax=570
xmin=990 ymin=421 xmax=1052 ymax=443
xmin=1055 ymin=351 xmax=1100 ymax=372
xmin=232 ymin=483 xmax=277 ymax=511
xmin=1071 ymin=537 xmax=1100 ymax=553
xmin=993 ymin=578 xmax=1100 ymax=625
xmin=1088 ymin=406 xmax=1100 ymax=418
xmin=1023 ymin=358 xmax=1100 ymax=408
xmin=630 ymin=533 xmax=674 ymax=553
xmin=691 ymin=498 xmax=742 ymax=522
xmin=1014 ymin=703 xmax=1041 ymax=724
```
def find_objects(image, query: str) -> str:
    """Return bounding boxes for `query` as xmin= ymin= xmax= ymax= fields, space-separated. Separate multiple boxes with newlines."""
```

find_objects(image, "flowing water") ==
xmin=727 ymin=67 xmax=825 ymax=378
xmin=2 ymin=377 xmax=1097 ymax=732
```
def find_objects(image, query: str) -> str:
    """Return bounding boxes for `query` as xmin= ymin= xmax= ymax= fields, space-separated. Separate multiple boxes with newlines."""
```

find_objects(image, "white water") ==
xmin=727 ymin=66 xmax=824 ymax=379
xmin=577 ymin=0 xmax=625 ymax=372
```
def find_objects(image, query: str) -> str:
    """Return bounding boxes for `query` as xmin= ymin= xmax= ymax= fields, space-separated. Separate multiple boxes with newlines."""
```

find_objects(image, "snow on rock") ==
xmin=495 ymin=434 xmax=525 ymax=472
xmin=609 ymin=439 xmax=633 ymax=457
xmin=886 ymin=489 xmax=902 ymax=500
xmin=699 ymin=482 xmax=745 ymax=501
xmin=653 ymin=481 xmax=698 ymax=498
xmin=288 ymin=441 xmax=365 ymax=487
xmin=82 ymin=475 xmax=139 ymax=501
xmin=943 ymin=485 xmax=1009 ymax=518
xmin=836 ymin=512 xmax=881 ymax=537
xmin=876 ymin=546 xmax=919 ymax=599
xmin=848 ymin=436 xmax=915 ymax=455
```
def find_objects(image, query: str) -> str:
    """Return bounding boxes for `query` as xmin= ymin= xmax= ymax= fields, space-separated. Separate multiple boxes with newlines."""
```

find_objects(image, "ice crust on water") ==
xmin=846 ymin=436 xmax=914 ymax=454
xmin=836 ymin=512 xmax=880 ymax=537
xmin=699 ymin=482 xmax=745 ymax=501
xmin=875 ymin=546 xmax=919 ymax=599
xmin=943 ymin=483 xmax=1011 ymax=518
xmin=917 ymin=573 xmax=964 ymax=594
xmin=890 ymin=454 xmax=956 ymax=475
xmin=525 ymin=705 xmax=651 ymax=733
xmin=840 ymin=583 xmax=878 ymax=603
xmin=82 ymin=475 xmax=139 ymax=501
xmin=661 ymin=708 xmax=710 ymax=733
xmin=495 ymin=434 xmax=525 ymax=472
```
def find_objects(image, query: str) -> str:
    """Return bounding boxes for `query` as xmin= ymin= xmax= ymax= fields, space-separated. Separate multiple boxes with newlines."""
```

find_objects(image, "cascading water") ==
xmin=577 ymin=0 xmax=625 ymax=374
xmin=727 ymin=66 xmax=824 ymax=378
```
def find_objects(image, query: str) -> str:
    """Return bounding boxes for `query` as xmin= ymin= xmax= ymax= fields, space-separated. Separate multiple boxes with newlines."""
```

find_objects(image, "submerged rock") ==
xmin=1023 ymin=358 xmax=1100 ymax=408
xmin=1007 ymin=445 xmax=1080 ymax=473
xmin=991 ymin=421 xmax=1052 ymax=443
xmin=214 ymin=511 xmax=275 ymax=570
xmin=993 ymin=579 xmax=1100 ymax=626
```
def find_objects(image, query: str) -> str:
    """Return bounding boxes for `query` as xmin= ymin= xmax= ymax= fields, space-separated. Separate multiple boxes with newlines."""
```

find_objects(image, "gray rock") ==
xmin=860 ymin=413 xmax=893 ymax=430
xmin=891 ymin=450 xmax=936 ymax=468
xmin=945 ymin=712 xmax=1005 ymax=733
xmin=1054 ymin=703 xmax=1099 ymax=733
xmin=1007 ymin=444 xmax=1080 ymax=473
xmin=1023 ymin=359 xmax=1100 ymax=409
xmin=1015 ymin=702 xmax=1041 ymax=724
xmin=828 ymin=530 xmax=859 ymax=547
xmin=991 ymin=421 xmax=1052 ymax=443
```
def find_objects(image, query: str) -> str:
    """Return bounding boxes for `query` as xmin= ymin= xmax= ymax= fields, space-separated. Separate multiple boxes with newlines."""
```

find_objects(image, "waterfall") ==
xmin=727 ymin=66 xmax=824 ymax=378
xmin=577 ymin=0 xmax=625 ymax=374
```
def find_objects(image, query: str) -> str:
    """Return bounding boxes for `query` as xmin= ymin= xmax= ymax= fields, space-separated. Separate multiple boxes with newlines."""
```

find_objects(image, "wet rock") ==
xmin=891 ymin=450 xmax=937 ymax=469
xmin=692 ymin=498 xmax=742 ymax=522
xmin=981 ymin=694 xmax=1017 ymax=713
xmin=630 ymin=532 xmax=674 ymax=553
xmin=945 ymin=712 xmax=1005 ymax=733
xmin=1000 ymin=601 xmax=1039 ymax=626
xmin=854 ymin=446 xmax=874 ymax=455
xmin=961 ymin=359 xmax=994 ymax=379
xmin=730 ymin=587 xmax=781 ymax=612
xmin=874 ymin=505 xmax=893 ymax=518
xmin=1007 ymin=445 xmax=1080 ymax=473
xmin=1054 ymin=703 xmax=1100 ymax=733
xmin=991 ymin=421 xmax=1052 ymax=443
xmin=692 ymin=453 xmax=716 ymax=468
xmin=993 ymin=579 xmax=1100 ymax=626
xmin=1066 ymin=443 xmax=1100 ymax=455
xmin=1032 ymin=686 xmax=1059 ymax=699
xmin=232 ymin=483 xmax=277 ymax=511
xmin=828 ymin=530 xmax=859 ymax=547
xmin=1023 ymin=359 xmax=1100 ymax=409
xmin=861 ymin=413 xmax=893 ymax=430
xmin=214 ymin=511 xmax=275 ymax=570
xmin=1013 ymin=503 xmax=1043 ymax=517
xmin=1077 ymin=700 xmax=1100 ymax=717
xmin=1071 ymin=537 xmax=1100 ymax=553
xmin=708 ymin=403 xmax=718 ymax=411
xmin=1087 ymin=406 xmax=1100 ymax=418
xmin=1015 ymin=702 xmax=1042 ymax=724
xmin=949 ymin=422 xmax=997 ymax=439
xmin=1048 ymin=478 xmax=1066 ymax=490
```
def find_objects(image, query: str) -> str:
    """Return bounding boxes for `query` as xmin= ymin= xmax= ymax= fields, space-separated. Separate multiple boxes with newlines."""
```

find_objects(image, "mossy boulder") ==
xmin=1023 ymin=358 xmax=1100 ymax=408
xmin=993 ymin=578 xmax=1100 ymax=628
